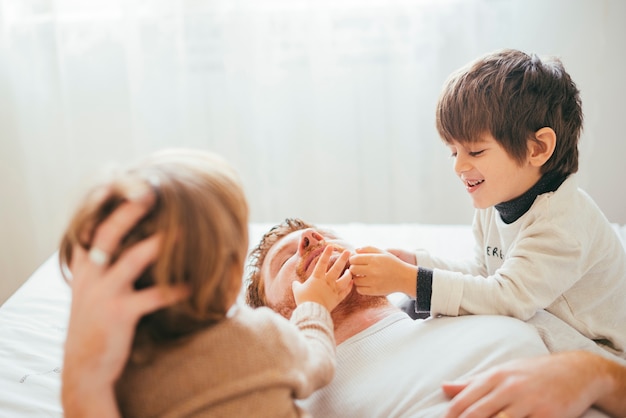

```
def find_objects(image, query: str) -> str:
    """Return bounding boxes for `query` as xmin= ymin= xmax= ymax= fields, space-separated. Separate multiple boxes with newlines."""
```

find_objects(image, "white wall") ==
xmin=1 ymin=0 xmax=625 ymax=304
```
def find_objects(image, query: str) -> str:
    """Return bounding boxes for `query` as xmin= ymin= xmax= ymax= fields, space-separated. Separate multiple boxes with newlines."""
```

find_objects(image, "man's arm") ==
xmin=593 ymin=351 xmax=626 ymax=417
xmin=442 ymin=350 xmax=626 ymax=418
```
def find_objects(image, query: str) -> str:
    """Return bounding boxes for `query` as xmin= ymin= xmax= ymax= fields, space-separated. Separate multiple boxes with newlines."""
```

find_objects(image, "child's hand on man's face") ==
xmin=292 ymin=246 xmax=353 ymax=313
xmin=349 ymin=247 xmax=418 ymax=297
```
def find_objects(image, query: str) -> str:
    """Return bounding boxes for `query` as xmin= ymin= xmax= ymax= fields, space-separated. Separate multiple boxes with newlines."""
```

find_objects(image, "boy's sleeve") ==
xmin=415 ymin=267 xmax=433 ymax=312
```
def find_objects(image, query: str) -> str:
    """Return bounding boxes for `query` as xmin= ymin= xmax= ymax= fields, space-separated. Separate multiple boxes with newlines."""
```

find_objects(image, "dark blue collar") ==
xmin=495 ymin=172 xmax=568 ymax=224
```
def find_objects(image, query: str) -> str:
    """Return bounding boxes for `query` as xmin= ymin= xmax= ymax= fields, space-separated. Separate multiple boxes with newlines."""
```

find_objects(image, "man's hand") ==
xmin=442 ymin=351 xmax=625 ymax=418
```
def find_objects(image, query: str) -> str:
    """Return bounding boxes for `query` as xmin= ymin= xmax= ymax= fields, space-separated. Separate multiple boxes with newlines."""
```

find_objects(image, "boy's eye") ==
xmin=449 ymin=152 xmax=457 ymax=158
xmin=469 ymin=150 xmax=484 ymax=157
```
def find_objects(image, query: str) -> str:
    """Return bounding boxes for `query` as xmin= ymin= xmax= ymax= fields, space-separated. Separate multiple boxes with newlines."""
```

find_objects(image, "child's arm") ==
xmin=285 ymin=247 xmax=353 ymax=398
xmin=349 ymin=247 xmax=418 ymax=297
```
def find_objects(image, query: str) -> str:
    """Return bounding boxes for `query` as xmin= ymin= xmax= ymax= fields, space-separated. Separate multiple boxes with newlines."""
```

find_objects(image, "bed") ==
xmin=1 ymin=222 xmax=624 ymax=416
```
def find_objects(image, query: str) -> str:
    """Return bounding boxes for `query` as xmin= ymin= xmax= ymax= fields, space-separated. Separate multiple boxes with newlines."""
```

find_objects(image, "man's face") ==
xmin=260 ymin=227 xmax=353 ymax=318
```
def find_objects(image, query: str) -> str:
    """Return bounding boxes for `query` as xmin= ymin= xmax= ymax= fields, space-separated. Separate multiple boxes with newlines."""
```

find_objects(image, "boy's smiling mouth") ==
xmin=467 ymin=179 xmax=484 ymax=187
xmin=464 ymin=178 xmax=485 ymax=192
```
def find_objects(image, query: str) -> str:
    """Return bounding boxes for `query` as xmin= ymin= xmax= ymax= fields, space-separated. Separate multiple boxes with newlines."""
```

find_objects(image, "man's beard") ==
xmin=270 ymin=285 xmax=387 ymax=323
xmin=328 ymin=286 xmax=388 ymax=324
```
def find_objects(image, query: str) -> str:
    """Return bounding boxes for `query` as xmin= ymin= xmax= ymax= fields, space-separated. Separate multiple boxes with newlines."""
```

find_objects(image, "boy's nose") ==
xmin=454 ymin=153 xmax=471 ymax=174
xmin=299 ymin=229 xmax=325 ymax=255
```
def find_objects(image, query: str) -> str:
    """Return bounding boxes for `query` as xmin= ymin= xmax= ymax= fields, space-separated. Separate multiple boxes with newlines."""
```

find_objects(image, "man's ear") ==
xmin=528 ymin=127 xmax=556 ymax=167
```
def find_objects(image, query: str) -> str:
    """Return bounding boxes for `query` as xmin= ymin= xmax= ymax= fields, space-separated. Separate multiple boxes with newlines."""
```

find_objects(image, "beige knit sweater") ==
xmin=115 ymin=302 xmax=335 ymax=417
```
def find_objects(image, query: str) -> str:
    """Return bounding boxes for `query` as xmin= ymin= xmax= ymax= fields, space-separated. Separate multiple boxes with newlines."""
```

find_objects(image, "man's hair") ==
xmin=245 ymin=218 xmax=315 ymax=308
xmin=436 ymin=48 xmax=583 ymax=175
xmin=59 ymin=149 xmax=249 ymax=359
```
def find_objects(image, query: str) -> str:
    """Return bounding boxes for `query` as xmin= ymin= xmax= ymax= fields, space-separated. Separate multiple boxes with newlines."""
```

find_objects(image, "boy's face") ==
xmin=448 ymin=134 xmax=541 ymax=209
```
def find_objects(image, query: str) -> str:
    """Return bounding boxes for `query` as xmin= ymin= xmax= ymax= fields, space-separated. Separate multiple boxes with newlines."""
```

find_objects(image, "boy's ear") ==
xmin=528 ymin=127 xmax=556 ymax=167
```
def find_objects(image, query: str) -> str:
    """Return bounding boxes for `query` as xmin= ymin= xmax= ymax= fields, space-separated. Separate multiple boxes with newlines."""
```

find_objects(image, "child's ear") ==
xmin=528 ymin=127 xmax=556 ymax=167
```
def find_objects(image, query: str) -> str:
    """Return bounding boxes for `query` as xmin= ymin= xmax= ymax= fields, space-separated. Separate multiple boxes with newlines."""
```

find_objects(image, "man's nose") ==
xmin=299 ymin=229 xmax=324 ymax=255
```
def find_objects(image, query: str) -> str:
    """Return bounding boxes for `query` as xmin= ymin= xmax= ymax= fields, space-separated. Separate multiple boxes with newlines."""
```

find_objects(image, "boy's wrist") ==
xmin=403 ymin=264 xmax=418 ymax=297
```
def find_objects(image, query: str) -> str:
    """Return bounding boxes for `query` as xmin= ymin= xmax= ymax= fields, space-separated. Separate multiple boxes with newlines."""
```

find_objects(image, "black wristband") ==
xmin=415 ymin=266 xmax=433 ymax=313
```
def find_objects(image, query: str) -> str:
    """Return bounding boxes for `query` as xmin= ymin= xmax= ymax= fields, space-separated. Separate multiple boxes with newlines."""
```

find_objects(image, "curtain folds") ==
xmin=1 ymin=0 xmax=624 ymax=302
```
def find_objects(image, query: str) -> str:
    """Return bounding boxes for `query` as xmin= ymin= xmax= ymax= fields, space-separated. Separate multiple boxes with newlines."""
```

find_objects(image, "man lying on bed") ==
xmin=245 ymin=218 xmax=626 ymax=418
xmin=62 ymin=203 xmax=626 ymax=417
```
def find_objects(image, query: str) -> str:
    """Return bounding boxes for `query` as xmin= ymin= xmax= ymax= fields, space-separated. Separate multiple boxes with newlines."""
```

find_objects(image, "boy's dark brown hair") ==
xmin=436 ymin=48 xmax=583 ymax=175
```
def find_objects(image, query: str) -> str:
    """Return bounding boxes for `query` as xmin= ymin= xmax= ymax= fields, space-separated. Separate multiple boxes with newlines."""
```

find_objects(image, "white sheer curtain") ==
xmin=1 ymin=0 xmax=625 ymax=302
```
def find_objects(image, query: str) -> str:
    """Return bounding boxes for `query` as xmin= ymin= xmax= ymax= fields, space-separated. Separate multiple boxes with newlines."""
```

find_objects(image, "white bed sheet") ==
xmin=0 ymin=222 xmax=624 ymax=416
xmin=0 ymin=252 xmax=69 ymax=416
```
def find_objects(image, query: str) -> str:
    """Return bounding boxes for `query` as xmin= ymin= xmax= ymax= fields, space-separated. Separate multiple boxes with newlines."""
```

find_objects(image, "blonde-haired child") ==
xmin=59 ymin=148 xmax=352 ymax=417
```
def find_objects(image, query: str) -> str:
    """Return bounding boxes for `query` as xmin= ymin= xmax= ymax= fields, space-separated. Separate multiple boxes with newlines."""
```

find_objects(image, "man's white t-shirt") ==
xmin=299 ymin=312 xmax=609 ymax=418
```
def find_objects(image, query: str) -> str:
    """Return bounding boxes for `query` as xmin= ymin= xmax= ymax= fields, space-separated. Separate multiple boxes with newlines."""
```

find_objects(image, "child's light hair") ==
xmin=59 ymin=149 xmax=249 ymax=358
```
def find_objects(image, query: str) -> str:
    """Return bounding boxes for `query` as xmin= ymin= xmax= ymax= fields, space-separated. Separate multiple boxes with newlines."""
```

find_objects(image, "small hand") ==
xmin=292 ymin=246 xmax=353 ymax=312
xmin=387 ymin=248 xmax=417 ymax=265
xmin=349 ymin=247 xmax=417 ymax=297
